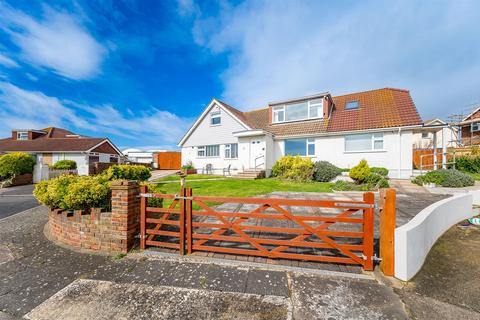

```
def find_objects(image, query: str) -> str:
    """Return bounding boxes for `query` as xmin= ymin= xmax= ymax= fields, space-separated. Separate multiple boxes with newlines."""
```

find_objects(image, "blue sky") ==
xmin=0 ymin=0 xmax=479 ymax=150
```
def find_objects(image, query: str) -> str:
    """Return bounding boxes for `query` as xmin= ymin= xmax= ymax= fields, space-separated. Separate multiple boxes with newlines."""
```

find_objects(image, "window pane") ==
xmin=225 ymin=145 xmax=230 ymax=158
xmin=273 ymin=110 xmax=284 ymax=122
xmin=307 ymin=143 xmax=315 ymax=156
xmin=211 ymin=116 xmax=221 ymax=125
xmin=374 ymin=140 xmax=384 ymax=150
xmin=309 ymin=105 xmax=322 ymax=118
xmin=345 ymin=101 xmax=359 ymax=109
xmin=285 ymin=102 xmax=308 ymax=121
xmin=285 ymin=139 xmax=306 ymax=156
xmin=231 ymin=143 xmax=238 ymax=158
xmin=345 ymin=134 xmax=372 ymax=151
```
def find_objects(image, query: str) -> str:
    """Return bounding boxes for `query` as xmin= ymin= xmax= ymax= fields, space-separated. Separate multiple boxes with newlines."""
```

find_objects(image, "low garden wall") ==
xmin=394 ymin=191 xmax=479 ymax=281
xmin=46 ymin=180 xmax=140 ymax=253
xmin=10 ymin=173 xmax=33 ymax=186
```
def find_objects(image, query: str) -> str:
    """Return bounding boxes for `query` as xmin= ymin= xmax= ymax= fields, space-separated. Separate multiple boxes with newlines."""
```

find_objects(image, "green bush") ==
xmin=370 ymin=167 xmax=389 ymax=177
xmin=412 ymin=169 xmax=474 ymax=188
xmin=453 ymin=156 xmax=480 ymax=173
xmin=33 ymin=175 xmax=78 ymax=209
xmin=51 ymin=160 xmax=77 ymax=170
xmin=63 ymin=176 xmax=110 ymax=211
xmin=104 ymin=164 xmax=151 ymax=181
xmin=0 ymin=152 xmax=35 ymax=179
xmin=271 ymin=155 xmax=314 ymax=181
xmin=313 ymin=161 xmax=341 ymax=182
xmin=349 ymin=159 xmax=371 ymax=183
xmin=364 ymin=173 xmax=389 ymax=190
xmin=332 ymin=180 xmax=370 ymax=191
xmin=181 ymin=160 xmax=195 ymax=170
xmin=142 ymin=183 xmax=165 ymax=208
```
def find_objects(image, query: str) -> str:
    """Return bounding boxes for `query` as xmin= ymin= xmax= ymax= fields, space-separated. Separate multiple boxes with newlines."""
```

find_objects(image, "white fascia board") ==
xmin=233 ymin=130 xmax=271 ymax=137
xmin=178 ymin=99 xmax=251 ymax=147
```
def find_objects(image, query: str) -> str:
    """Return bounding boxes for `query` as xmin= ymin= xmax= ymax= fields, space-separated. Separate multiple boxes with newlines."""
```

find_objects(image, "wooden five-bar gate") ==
xmin=139 ymin=186 xmax=376 ymax=270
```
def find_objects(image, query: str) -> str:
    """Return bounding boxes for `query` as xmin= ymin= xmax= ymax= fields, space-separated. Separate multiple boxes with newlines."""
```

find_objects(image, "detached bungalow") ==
xmin=179 ymin=88 xmax=425 ymax=179
xmin=0 ymin=127 xmax=122 ymax=181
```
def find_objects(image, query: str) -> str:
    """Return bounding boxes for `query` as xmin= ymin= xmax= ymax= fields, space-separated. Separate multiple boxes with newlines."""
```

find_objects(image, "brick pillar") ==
xmin=110 ymin=180 xmax=140 ymax=252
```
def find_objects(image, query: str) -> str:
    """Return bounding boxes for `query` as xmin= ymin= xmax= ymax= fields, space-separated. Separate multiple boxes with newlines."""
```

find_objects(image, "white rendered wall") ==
xmin=394 ymin=192 xmax=477 ymax=281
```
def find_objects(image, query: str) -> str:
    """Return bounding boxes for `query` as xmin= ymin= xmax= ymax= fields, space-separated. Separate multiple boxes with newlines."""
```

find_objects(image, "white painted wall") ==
xmin=394 ymin=192 xmax=477 ymax=281
xmin=274 ymin=129 xmax=414 ymax=179
xmin=412 ymin=127 xmax=459 ymax=149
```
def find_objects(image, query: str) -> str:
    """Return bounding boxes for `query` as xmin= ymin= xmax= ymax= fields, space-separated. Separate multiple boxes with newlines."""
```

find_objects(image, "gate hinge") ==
xmin=138 ymin=193 xmax=154 ymax=198
xmin=361 ymin=254 xmax=382 ymax=261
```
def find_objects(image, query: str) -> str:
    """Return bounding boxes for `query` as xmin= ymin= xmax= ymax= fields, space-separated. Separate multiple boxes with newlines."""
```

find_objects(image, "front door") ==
xmin=249 ymin=138 xmax=264 ymax=169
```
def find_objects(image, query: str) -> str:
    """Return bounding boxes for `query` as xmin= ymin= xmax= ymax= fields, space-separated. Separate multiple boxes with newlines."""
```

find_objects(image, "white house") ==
xmin=122 ymin=148 xmax=166 ymax=165
xmin=178 ymin=88 xmax=426 ymax=179
xmin=0 ymin=127 xmax=123 ymax=182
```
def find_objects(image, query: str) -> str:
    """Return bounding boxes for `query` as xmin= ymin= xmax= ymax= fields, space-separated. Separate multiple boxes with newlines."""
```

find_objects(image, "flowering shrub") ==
xmin=271 ymin=156 xmax=314 ymax=181
xmin=104 ymin=164 xmax=151 ymax=181
xmin=51 ymin=160 xmax=77 ymax=170
xmin=0 ymin=152 xmax=35 ymax=179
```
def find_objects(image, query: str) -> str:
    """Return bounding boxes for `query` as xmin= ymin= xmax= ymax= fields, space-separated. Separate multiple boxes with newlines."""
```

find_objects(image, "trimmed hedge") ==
xmin=104 ymin=164 xmax=151 ymax=181
xmin=453 ymin=156 xmax=480 ymax=173
xmin=412 ymin=169 xmax=474 ymax=188
xmin=271 ymin=156 xmax=314 ymax=181
xmin=370 ymin=167 xmax=389 ymax=177
xmin=0 ymin=152 xmax=35 ymax=179
xmin=51 ymin=160 xmax=77 ymax=170
xmin=313 ymin=161 xmax=341 ymax=182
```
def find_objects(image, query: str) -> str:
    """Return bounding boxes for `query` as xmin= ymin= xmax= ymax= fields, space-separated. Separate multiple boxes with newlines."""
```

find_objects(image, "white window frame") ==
xmin=210 ymin=110 xmax=221 ymax=126
xmin=17 ymin=132 xmax=28 ymax=140
xmin=472 ymin=122 xmax=480 ymax=132
xmin=224 ymin=143 xmax=238 ymax=159
xmin=197 ymin=145 xmax=220 ymax=158
xmin=272 ymin=99 xmax=324 ymax=124
xmin=344 ymin=133 xmax=385 ymax=153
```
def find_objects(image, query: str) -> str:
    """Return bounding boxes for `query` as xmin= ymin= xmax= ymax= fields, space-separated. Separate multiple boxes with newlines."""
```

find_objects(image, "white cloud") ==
xmin=0 ymin=52 xmax=18 ymax=68
xmin=0 ymin=82 xmax=193 ymax=149
xmin=192 ymin=0 xmax=480 ymax=118
xmin=176 ymin=0 xmax=200 ymax=18
xmin=0 ymin=5 xmax=106 ymax=80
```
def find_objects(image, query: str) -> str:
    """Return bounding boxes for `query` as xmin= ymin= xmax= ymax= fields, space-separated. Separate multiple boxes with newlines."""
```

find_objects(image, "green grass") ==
xmin=467 ymin=172 xmax=480 ymax=181
xmin=154 ymin=174 xmax=225 ymax=182
xmin=154 ymin=178 xmax=333 ymax=198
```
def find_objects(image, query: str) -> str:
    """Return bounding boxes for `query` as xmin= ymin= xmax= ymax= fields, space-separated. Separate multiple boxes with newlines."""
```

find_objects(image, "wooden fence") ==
xmin=413 ymin=147 xmax=477 ymax=169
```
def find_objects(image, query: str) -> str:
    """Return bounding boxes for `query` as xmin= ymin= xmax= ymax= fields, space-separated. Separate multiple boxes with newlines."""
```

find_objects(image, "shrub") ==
xmin=370 ymin=167 xmax=389 ymax=177
xmin=51 ymin=160 xmax=77 ymax=170
xmin=364 ymin=173 xmax=389 ymax=190
xmin=142 ymin=183 xmax=165 ymax=208
xmin=33 ymin=175 xmax=78 ymax=209
xmin=271 ymin=155 xmax=314 ymax=181
xmin=104 ymin=164 xmax=151 ymax=181
xmin=0 ymin=152 xmax=35 ymax=179
xmin=332 ymin=180 xmax=370 ymax=191
xmin=349 ymin=159 xmax=370 ymax=183
xmin=313 ymin=161 xmax=341 ymax=182
xmin=412 ymin=169 xmax=474 ymax=188
xmin=63 ymin=176 xmax=110 ymax=211
xmin=453 ymin=156 xmax=480 ymax=173
xmin=181 ymin=160 xmax=195 ymax=170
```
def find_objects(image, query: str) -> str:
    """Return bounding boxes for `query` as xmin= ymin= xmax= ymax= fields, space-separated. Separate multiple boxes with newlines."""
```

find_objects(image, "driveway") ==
xmin=0 ymin=184 xmax=39 ymax=220
xmin=148 ymin=169 xmax=179 ymax=182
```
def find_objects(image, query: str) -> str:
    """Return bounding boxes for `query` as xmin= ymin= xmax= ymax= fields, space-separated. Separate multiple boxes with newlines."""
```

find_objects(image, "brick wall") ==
xmin=47 ymin=180 xmax=140 ymax=253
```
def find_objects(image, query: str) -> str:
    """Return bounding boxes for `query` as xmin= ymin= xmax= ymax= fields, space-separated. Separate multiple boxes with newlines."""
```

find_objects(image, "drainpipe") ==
xmin=398 ymin=128 xmax=402 ymax=179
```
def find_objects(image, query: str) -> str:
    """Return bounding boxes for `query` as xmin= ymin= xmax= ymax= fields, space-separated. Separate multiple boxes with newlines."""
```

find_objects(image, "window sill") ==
xmin=272 ymin=117 xmax=324 ymax=125
xmin=343 ymin=150 xmax=386 ymax=154
xmin=210 ymin=124 xmax=221 ymax=127
xmin=196 ymin=156 xmax=221 ymax=159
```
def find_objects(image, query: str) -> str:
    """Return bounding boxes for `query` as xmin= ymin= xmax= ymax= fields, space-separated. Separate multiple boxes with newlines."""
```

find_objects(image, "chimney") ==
xmin=12 ymin=130 xmax=17 ymax=140
xmin=323 ymin=97 xmax=330 ymax=118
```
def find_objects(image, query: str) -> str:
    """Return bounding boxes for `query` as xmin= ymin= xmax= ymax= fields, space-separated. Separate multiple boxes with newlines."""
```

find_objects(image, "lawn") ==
xmin=467 ymin=172 xmax=480 ymax=181
xmin=150 ymin=177 xmax=333 ymax=198
xmin=155 ymin=174 xmax=225 ymax=182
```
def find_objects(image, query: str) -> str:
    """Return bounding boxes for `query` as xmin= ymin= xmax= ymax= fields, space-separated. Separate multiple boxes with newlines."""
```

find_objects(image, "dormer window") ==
xmin=272 ymin=98 xmax=324 ymax=124
xmin=17 ymin=132 xmax=28 ymax=140
xmin=345 ymin=101 xmax=359 ymax=110
xmin=210 ymin=110 xmax=221 ymax=126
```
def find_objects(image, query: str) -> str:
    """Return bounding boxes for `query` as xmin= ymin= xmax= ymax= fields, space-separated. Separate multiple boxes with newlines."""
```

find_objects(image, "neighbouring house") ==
xmin=179 ymin=88 xmax=433 ymax=179
xmin=458 ymin=106 xmax=480 ymax=146
xmin=122 ymin=148 xmax=166 ymax=166
xmin=412 ymin=119 xmax=459 ymax=149
xmin=0 ymin=127 xmax=122 ymax=182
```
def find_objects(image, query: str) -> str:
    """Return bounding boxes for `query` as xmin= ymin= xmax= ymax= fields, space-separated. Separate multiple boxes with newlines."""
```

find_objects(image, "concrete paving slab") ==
xmin=24 ymin=279 xmax=292 ymax=320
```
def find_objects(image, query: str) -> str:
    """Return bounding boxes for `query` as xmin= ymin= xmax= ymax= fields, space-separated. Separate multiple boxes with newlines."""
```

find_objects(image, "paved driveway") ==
xmin=0 ymin=184 xmax=39 ymax=220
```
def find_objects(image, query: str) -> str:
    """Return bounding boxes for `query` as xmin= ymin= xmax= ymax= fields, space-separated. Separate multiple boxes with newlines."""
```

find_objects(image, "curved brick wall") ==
xmin=46 ymin=180 xmax=140 ymax=253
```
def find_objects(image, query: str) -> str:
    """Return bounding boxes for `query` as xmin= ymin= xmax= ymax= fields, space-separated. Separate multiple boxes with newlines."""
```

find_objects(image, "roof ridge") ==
xmin=333 ymin=87 xmax=410 ymax=99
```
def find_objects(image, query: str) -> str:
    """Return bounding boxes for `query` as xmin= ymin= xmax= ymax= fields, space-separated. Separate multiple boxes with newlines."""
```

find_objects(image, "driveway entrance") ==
xmin=0 ymin=184 xmax=39 ymax=219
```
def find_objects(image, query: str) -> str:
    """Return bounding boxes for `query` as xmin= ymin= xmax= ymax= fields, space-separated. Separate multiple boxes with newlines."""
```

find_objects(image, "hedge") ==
xmin=370 ymin=167 xmax=389 ymax=177
xmin=313 ymin=161 xmax=341 ymax=182
xmin=0 ymin=152 xmax=35 ymax=179
xmin=104 ymin=164 xmax=151 ymax=181
xmin=271 ymin=156 xmax=314 ymax=181
xmin=453 ymin=156 xmax=480 ymax=173
xmin=51 ymin=160 xmax=77 ymax=170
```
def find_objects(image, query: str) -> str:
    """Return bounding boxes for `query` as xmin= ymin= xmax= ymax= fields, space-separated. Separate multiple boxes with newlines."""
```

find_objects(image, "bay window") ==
xmin=225 ymin=143 xmax=238 ymax=159
xmin=285 ymin=138 xmax=315 ymax=156
xmin=344 ymin=133 xmax=384 ymax=152
xmin=272 ymin=98 xmax=324 ymax=124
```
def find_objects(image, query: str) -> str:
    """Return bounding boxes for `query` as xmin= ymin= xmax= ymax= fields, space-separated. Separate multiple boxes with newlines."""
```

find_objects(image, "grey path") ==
xmin=0 ymin=206 xmax=408 ymax=319
xmin=0 ymin=185 xmax=39 ymax=219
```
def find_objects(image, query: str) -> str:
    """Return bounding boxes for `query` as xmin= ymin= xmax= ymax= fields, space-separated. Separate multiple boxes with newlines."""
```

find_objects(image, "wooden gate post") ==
xmin=379 ymin=188 xmax=396 ymax=276
xmin=179 ymin=187 xmax=186 ymax=255
xmin=140 ymin=185 xmax=147 ymax=250
xmin=186 ymin=187 xmax=193 ymax=254
xmin=363 ymin=192 xmax=375 ymax=271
